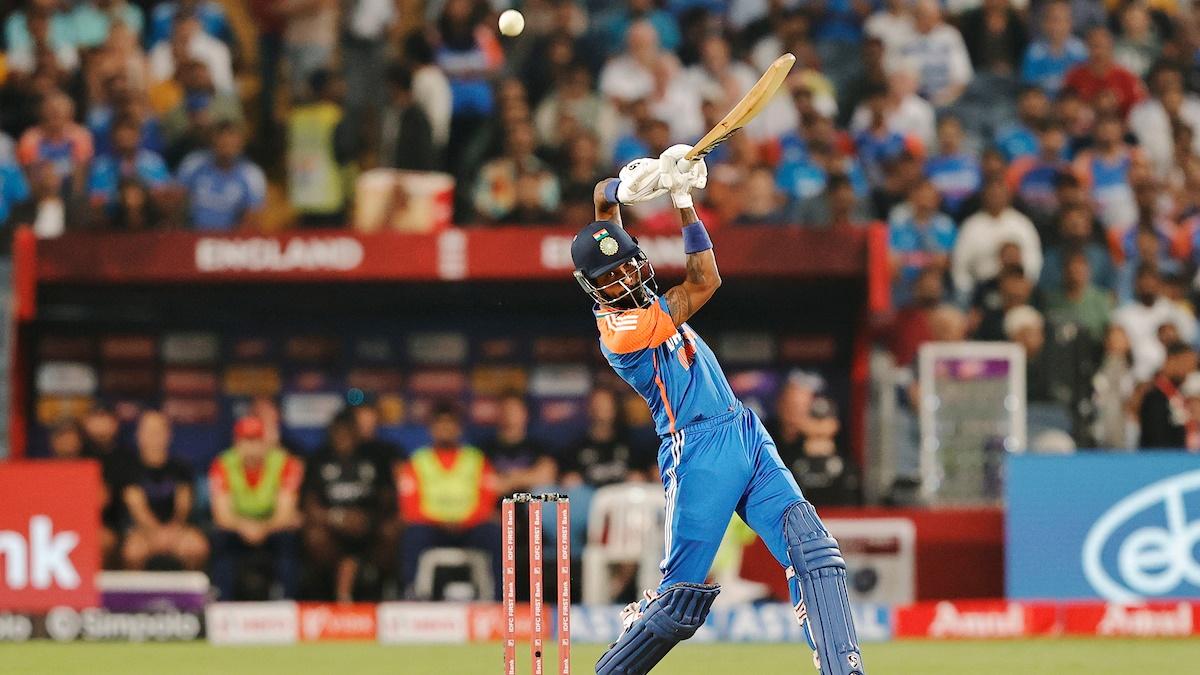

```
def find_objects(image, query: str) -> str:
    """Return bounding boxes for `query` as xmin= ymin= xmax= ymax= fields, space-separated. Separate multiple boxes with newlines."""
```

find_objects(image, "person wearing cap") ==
xmin=208 ymin=415 xmax=303 ymax=599
xmin=1138 ymin=342 xmax=1198 ymax=449
xmin=249 ymin=395 xmax=303 ymax=456
xmin=117 ymin=410 xmax=209 ymax=571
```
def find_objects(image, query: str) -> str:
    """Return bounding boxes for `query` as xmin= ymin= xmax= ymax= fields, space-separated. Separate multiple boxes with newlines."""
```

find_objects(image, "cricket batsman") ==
xmin=574 ymin=147 xmax=865 ymax=675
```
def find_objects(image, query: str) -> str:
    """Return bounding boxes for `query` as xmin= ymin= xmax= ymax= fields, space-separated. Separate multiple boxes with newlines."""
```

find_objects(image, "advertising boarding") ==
xmin=1007 ymin=453 xmax=1200 ymax=601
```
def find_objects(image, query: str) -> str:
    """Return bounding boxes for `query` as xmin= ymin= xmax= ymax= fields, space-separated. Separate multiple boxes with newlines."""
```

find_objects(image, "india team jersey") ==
xmin=595 ymin=296 xmax=738 ymax=437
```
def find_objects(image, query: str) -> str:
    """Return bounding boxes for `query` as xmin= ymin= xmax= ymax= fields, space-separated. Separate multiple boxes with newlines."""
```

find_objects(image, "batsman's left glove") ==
xmin=616 ymin=157 xmax=669 ymax=204
xmin=658 ymin=144 xmax=707 ymax=208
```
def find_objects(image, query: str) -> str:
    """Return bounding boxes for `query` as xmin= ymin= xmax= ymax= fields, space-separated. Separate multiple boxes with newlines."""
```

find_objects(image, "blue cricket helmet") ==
xmin=571 ymin=221 xmax=657 ymax=309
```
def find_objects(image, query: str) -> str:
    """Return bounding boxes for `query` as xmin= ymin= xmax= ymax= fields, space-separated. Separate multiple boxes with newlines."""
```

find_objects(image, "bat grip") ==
xmin=675 ymin=157 xmax=695 ymax=175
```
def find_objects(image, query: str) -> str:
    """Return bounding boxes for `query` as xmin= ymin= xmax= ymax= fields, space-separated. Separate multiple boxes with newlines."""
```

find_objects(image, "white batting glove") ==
xmin=616 ymin=157 xmax=668 ymax=204
xmin=658 ymin=144 xmax=708 ymax=208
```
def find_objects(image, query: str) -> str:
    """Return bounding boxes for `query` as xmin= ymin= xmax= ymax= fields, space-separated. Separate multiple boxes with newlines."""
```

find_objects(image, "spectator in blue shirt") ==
xmin=994 ymin=87 xmax=1050 ymax=162
xmin=148 ymin=0 xmax=234 ymax=50
xmin=1021 ymin=0 xmax=1088 ymax=96
xmin=925 ymin=115 xmax=981 ymax=220
xmin=1117 ymin=225 xmax=1180 ymax=304
xmin=776 ymin=149 xmax=832 ymax=203
xmin=596 ymin=0 xmax=681 ymax=56
xmin=89 ymin=107 xmax=166 ymax=160
xmin=611 ymin=111 xmax=668 ymax=172
xmin=177 ymin=121 xmax=266 ymax=231
xmin=889 ymin=179 xmax=957 ymax=306
xmin=776 ymin=135 xmax=870 ymax=203
xmin=88 ymin=117 xmax=172 ymax=211
xmin=854 ymin=88 xmax=923 ymax=188
xmin=811 ymin=0 xmax=871 ymax=44
xmin=86 ymin=71 xmax=168 ymax=159
xmin=0 ymin=156 xmax=32 ymax=226
xmin=1006 ymin=121 xmax=1073 ymax=229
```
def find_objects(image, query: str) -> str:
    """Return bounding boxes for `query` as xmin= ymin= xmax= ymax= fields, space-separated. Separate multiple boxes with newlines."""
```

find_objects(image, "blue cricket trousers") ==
xmin=656 ymin=404 xmax=808 ymax=591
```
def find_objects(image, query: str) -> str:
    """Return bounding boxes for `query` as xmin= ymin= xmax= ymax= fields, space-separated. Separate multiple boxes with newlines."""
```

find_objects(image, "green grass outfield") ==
xmin=3 ymin=639 xmax=1198 ymax=674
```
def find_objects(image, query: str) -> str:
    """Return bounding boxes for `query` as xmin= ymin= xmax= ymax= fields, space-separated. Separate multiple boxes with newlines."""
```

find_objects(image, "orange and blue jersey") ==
xmin=588 ymin=281 xmax=863 ymax=665
xmin=1074 ymin=148 xmax=1140 ymax=229
xmin=1006 ymin=157 xmax=1070 ymax=214
xmin=593 ymin=295 xmax=816 ymax=607
xmin=594 ymin=296 xmax=738 ymax=437
xmin=17 ymin=124 xmax=94 ymax=183
xmin=925 ymin=153 xmax=980 ymax=215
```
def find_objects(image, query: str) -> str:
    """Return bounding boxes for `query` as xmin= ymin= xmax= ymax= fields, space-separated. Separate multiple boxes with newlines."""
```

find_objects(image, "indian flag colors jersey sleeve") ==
xmin=595 ymin=296 xmax=739 ymax=436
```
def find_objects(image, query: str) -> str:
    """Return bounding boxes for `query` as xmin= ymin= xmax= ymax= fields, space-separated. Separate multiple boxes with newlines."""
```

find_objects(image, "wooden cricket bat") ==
xmin=684 ymin=53 xmax=797 ymax=162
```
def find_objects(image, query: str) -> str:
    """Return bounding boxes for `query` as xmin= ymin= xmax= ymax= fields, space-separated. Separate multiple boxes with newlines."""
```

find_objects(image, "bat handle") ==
xmin=675 ymin=157 xmax=695 ymax=174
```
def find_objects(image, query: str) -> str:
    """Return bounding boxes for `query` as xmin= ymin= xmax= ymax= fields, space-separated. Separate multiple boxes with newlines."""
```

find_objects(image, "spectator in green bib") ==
xmin=287 ymin=68 xmax=357 ymax=228
xmin=397 ymin=402 xmax=501 ymax=599
xmin=208 ymin=415 xmax=304 ymax=600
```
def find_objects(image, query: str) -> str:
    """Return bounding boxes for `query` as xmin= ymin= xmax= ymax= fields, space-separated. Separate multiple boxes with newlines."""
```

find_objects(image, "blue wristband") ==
xmin=682 ymin=221 xmax=712 ymax=254
xmin=604 ymin=180 xmax=621 ymax=206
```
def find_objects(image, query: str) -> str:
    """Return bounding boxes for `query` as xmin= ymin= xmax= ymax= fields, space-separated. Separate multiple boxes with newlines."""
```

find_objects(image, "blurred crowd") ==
xmin=0 ymin=0 xmax=1190 ymax=234
xmin=13 ymin=0 xmax=1200 ymax=602
xmin=44 ymin=379 xmax=856 ymax=602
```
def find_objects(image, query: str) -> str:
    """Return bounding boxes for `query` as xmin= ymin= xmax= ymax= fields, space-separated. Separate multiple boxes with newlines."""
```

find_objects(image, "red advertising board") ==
xmin=0 ymin=461 xmax=101 ymax=611
xmin=1062 ymin=602 xmax=1200 ymax=637
xmin=33 ymin=227 xmax=871 ymax=284
xmin=893 ymin=600 xmax=1059 ymax=639
xmin=298 ymin=603 xmax=377 ymax=641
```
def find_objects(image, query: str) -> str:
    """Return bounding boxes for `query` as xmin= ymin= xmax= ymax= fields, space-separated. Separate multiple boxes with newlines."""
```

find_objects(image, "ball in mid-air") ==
xmin=498 ymin=9 xmax=524 ymax=37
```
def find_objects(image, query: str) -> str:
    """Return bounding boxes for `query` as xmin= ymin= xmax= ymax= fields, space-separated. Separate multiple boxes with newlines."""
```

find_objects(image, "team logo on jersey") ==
xmin=605 ymin=313 xmax=640 ymax=333
xmin=666 ymin=330 xmax=697 ymax=369
xmin=676 ymin=338 xmax=696 ymax=369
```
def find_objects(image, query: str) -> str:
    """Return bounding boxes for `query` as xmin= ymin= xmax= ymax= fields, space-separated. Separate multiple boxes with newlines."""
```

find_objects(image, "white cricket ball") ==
xmin=498 ymin=9 xmax=525 ymax=37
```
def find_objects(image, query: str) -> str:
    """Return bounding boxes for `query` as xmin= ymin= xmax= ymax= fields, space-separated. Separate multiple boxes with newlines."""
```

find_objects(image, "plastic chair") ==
xmin=581 ymin=483 xmax=666 ymax=604
xmin=412 ymin=547 xmax=495 ymax=601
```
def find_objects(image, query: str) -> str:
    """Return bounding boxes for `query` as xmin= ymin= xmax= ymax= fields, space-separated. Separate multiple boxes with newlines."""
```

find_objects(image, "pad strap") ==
xmin=596 ymin=582 xmax=720 ymax=675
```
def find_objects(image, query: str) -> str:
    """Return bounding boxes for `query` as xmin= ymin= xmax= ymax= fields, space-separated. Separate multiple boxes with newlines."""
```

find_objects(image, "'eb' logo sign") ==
xmin=0 ymin=462 xmax=99 ymax=610
xmin=1083 ymin=469 xmax=1200 ymax=602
